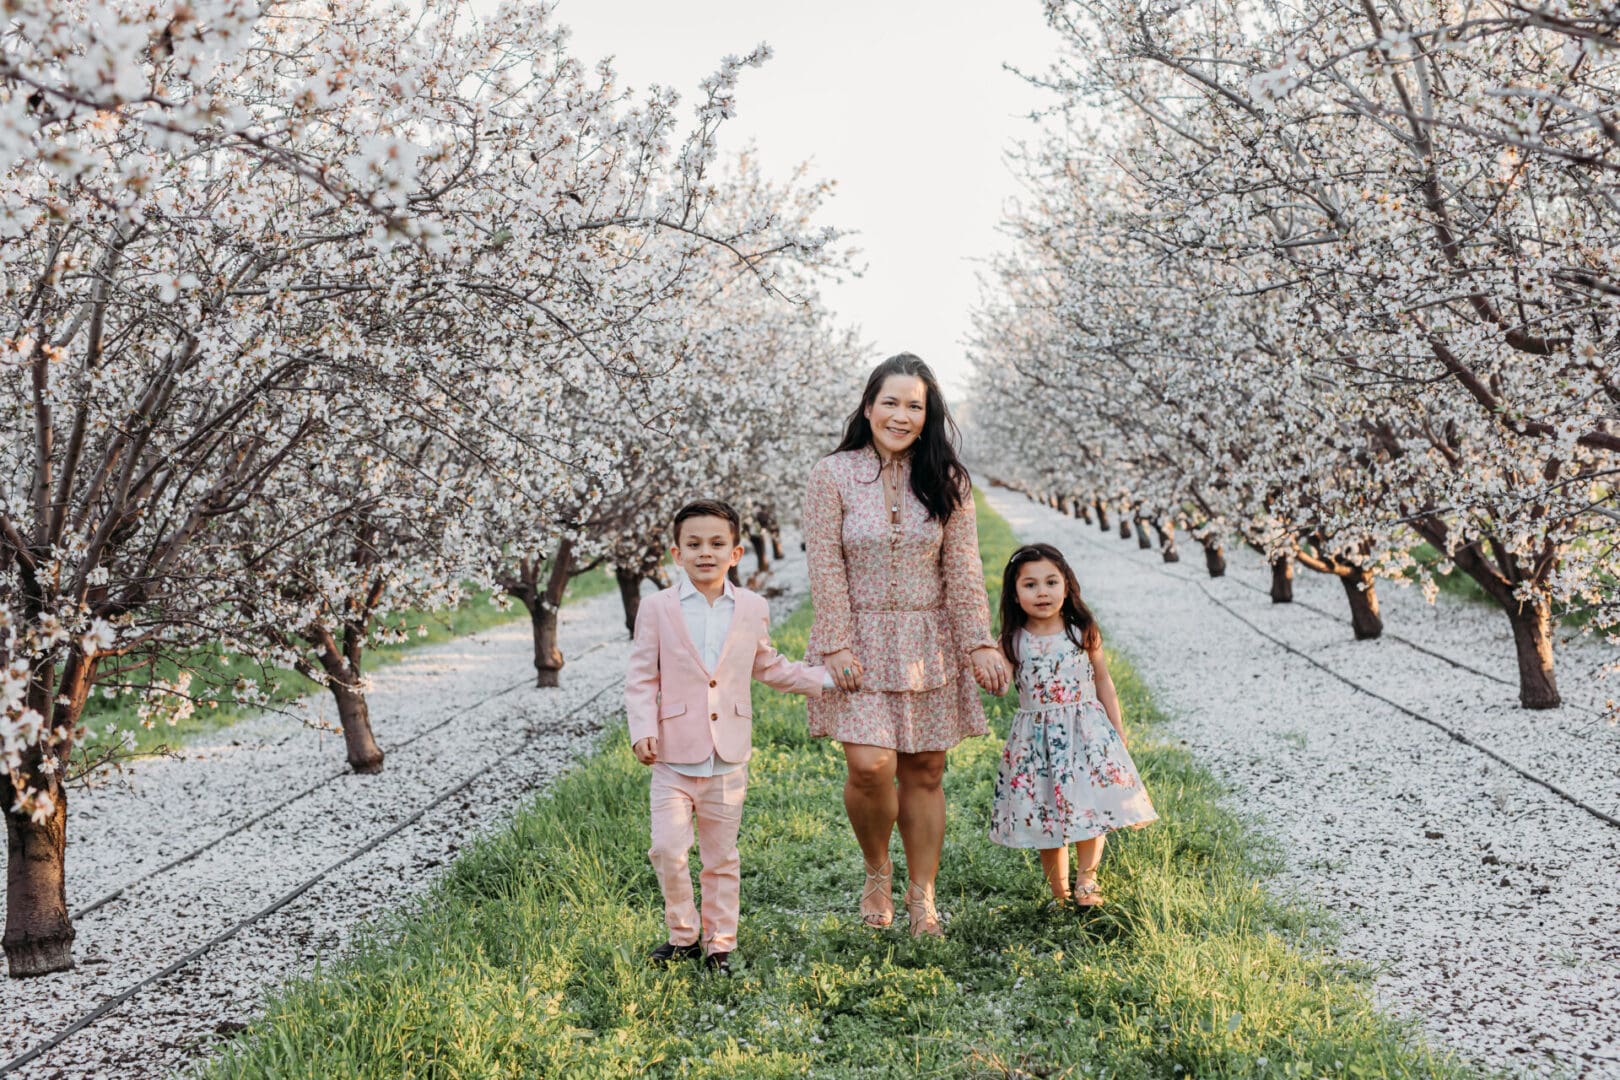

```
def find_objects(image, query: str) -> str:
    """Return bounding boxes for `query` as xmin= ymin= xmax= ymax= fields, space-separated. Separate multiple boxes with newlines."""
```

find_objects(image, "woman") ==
xmin=803 ymin=353 xmax=1010 ymax=936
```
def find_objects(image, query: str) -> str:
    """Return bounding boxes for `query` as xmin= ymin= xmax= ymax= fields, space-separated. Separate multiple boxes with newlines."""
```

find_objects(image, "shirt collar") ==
xmin=679 ymin=575 xmax=735 ymax=602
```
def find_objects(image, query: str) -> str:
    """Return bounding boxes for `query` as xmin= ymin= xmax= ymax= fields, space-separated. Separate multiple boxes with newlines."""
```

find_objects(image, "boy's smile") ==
xmin=672 ymin=514 xmax=743 ymax=600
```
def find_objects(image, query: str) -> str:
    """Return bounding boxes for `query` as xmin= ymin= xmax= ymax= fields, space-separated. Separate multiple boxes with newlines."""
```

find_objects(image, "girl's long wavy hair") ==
xmin=832 ymin=353 xmax=970 ymax=523
xmin=998 ymin=543 xmax=1102 ymax=666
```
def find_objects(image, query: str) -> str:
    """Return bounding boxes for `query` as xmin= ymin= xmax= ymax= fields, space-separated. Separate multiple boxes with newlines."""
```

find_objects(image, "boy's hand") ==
xmin=633 ymin=737 xmax=658 ymax=765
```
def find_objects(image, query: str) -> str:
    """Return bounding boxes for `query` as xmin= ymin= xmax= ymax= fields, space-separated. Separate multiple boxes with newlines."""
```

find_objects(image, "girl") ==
xmin=989 ymin=543 xmax=1157 ymax=906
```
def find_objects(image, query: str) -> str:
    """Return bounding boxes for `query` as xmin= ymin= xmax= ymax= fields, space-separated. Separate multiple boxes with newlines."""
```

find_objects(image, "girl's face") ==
xmin=1015 ymin=559 xmax=1066 ymax=621
xmin=864 ymin=374 xmax=927 ymax=458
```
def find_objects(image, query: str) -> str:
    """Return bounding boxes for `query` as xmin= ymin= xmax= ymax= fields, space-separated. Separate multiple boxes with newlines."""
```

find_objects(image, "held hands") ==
xmin=823 ymin=648 xmax=863 ymax=692
xmin=632 ymin=736 xmax=658 ymax=765
xmin=971 ymin=646 xmax=1011 ymax=696
xmin=826 ymin=647 xmax=1007 ymax=695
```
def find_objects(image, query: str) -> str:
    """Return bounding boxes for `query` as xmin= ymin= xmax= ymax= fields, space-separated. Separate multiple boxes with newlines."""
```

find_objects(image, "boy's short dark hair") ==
xmin=672 ymin=499 xmax=741 ymax=545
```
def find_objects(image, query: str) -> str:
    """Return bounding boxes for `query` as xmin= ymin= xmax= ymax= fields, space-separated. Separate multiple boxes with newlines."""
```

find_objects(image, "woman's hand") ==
xmin=823 ymin=648 xmax=864 ymax=692
xmin=970 ymin=646 xmax=1011 ymax=696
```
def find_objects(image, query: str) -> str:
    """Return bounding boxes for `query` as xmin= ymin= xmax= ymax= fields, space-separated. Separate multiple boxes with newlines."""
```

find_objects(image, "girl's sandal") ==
xmin=1073 ymin=875 xmax=1106 ymax=908
xmin=860 ymin=858 xmax=894 ymax=928
xmin=904 ymin=880 xmax=944 ymax=938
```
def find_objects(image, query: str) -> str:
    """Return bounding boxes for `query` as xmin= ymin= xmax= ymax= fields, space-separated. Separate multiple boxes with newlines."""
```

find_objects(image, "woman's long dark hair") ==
xmin=833 ymin=353 xmax=970 ymax=523
xmin=997 ymin=543 xmax=1102 ymax=666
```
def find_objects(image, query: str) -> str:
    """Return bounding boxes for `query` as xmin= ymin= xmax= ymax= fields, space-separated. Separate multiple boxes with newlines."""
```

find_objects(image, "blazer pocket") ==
xmin=733 ymin=702 xmax=752 ymax=719
xmin=659 ymin=704 xmax=688 ymax=720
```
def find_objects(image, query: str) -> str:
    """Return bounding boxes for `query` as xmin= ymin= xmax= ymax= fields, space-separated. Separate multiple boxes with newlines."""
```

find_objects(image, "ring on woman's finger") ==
xmin=843 ymin=667 xmax=852 ymax=676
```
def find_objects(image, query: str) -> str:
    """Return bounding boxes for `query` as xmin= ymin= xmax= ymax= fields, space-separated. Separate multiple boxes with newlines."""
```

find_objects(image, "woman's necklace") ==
xmin=881 ymin=457 xmax=903 ymax=520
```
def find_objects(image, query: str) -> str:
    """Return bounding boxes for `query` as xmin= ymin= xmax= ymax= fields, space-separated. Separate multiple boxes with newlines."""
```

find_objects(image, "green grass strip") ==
xmin=201 ymin=494 xmax=1469 ymax=1079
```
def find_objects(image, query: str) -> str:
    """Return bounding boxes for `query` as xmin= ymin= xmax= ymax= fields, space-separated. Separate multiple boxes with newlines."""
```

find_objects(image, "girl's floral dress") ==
xmin=989 ymin=629 xmax=1157 ymax=847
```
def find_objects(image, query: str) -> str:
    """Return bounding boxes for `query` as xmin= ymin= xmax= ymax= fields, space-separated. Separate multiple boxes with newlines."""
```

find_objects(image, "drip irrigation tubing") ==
xmin=77 ymin=636 xmax=613 ymax=921
xmin=2 ymin=675 xmax=626 ymax=1075
xmin=1032 ymin=499 xmax=1620 ymax=834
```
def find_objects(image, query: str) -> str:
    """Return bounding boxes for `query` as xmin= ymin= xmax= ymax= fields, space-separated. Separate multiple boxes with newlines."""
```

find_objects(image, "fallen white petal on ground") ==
xmin=986 ymin=488 xmax=1620 ymax=1080
xmin=1 ymin=541 xmax=810 ymax=1079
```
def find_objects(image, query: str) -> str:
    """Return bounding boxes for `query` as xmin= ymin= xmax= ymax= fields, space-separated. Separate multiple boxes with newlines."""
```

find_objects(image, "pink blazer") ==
xmin=625 ymin=585 xmax=826 ymax=765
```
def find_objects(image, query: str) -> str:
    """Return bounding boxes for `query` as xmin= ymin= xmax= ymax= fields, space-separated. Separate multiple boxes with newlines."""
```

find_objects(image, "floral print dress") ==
xmin=989 ymin=629 xmax=1157 ymax=847
xmin=802 ymin=447 xmax=995 ymax=753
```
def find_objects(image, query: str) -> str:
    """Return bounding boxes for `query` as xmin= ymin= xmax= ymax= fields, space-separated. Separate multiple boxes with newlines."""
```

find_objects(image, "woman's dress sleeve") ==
xmin=942 ymin=480 xmax=996 ymax=657
xmin=804 ymin=458 xmax=853 ymax=657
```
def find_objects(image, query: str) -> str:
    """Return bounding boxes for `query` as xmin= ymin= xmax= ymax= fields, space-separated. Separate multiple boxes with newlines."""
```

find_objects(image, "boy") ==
xmin=625 ymin=498 xmax=830 ymax=973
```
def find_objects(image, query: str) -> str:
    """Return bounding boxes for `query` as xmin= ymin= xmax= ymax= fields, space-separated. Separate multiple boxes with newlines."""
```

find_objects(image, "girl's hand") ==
xmin=633 ymin=737 xmax=658 ymax=765
xmin=823 ymin=648 xmax=863 ymax=692
xmin=971 ymin=646 xmax=1011 ymax=696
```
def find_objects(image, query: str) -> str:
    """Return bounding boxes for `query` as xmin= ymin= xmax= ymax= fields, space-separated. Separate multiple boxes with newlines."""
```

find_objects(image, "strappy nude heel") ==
xmin=860 ymin=858 xmax=894 ymax=928
xmin=904 ymin=880 xmax=943 ymax=938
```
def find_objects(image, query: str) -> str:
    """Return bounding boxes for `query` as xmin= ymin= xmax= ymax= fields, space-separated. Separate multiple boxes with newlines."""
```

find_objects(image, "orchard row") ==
xmin=969 ymin=1 xmax=1618 ymax=711
xmin=0 ymin=0 xmax=860 ymax=977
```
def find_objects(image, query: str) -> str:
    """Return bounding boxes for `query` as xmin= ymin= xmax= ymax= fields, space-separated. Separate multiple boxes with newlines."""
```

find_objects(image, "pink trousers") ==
xmin=648 ymin=763 xmax=748 ymax=954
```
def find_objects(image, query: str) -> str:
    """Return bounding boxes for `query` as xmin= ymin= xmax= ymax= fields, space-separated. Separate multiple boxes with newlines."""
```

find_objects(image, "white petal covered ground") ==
xmin=984 ymin=486 xmax=1620 ymax=1080
xmin=1 ymin=544 xmax=810 ymax=1080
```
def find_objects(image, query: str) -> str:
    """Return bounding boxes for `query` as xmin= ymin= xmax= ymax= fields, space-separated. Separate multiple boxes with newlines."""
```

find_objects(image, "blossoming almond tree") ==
xmin=0 ymin=0 xmax=831 ymax=976
xmin=973 ymin=0 xmax=1617 ymax=709
xmin=487 ymin=157 xmax=855 ymax=680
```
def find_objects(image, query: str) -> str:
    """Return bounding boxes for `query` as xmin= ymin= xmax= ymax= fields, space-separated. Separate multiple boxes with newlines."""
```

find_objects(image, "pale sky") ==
xmin=523 ymin=0 xmax=1063 ymax=396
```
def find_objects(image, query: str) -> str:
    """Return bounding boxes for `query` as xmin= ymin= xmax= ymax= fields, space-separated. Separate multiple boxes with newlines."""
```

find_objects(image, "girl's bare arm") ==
xmin=1089 ymin=647 xmax=1127 ymax=746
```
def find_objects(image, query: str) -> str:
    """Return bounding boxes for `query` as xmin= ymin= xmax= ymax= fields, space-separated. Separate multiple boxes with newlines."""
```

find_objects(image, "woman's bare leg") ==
xmin=894 ymin=750 xmax=947 ymax=887
xmin=895 ymin=750 xmax=948 ymax=935
xmin=843 ymin=743 xmax=898 ymax=922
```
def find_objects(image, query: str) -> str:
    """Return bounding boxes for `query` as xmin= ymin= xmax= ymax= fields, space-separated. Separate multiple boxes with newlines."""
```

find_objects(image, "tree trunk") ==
xmin=332 ymin=680 xmax=383 ymax=774
xmin=1118 ymin=516 xmax=1132 ymax=540
xmin=1095 ymin=500 xmax=1109 ymax=531
xmin=750 ymin=531 xmax=770 ymax=573
xmin=1339 ymin=568 xmax=1384 ymax=640
xmin=312 ymin=627 xmax=384 ymax=773
xmin=1507 ymin=602 xmax=1560 ymax=709
xmin=616 ymin=568 xmax=643 ymax=638
xmin=1078 ymin=500 xmax=1092 ymax=524
xmin=1202 ymin=539 xmax=1226 ymax=578
xmin=5 ymin=652 xmax=94 ymax=976
xmin=1134 ymin=519 xmax=1152 ymax=549
xmin=1152 ymin=519 xmax=1180 ymax=563
xmin=4 ymin=777 xmax=73 ymax=977
xmin=770 ymin=533 xmax=784 ymax=561
xmin=1269 ymin=555 xmax=1294 ymax=603
xmin=532 ymin=539 xmax=573 ymax=688
xmin=1444 ymin=538 xmax=1562 ymax=710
